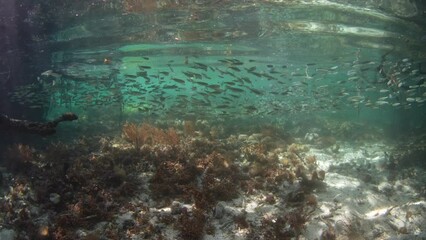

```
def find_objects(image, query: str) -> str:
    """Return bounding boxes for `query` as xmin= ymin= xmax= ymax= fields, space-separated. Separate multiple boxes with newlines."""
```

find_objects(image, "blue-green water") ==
xmin=3 ymin=1 xmax=426 ymax=134
xmin=1 ymin=1 xmax=426 ymax=239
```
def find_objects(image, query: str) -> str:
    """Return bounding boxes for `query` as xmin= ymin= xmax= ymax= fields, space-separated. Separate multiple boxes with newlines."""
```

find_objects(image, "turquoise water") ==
xmin=1 ymin=1 xmax=426 ymax=239
xmin=5 ymin=1 xmax=425 ymax=133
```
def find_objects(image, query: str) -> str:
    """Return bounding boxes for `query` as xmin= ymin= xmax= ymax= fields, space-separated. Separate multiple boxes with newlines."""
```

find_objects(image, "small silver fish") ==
xmin=376 ymin=100 xmax=389 ymax=105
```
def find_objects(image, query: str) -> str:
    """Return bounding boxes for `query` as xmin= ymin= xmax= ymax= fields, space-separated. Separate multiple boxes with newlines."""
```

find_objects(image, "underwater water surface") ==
xmin=1 ymin=2 xmax=425 ymax=124
xmin=4 ymin=0 xmax=426 ymax=127
xmin=1 ymin=0 xmax=426 ymax=239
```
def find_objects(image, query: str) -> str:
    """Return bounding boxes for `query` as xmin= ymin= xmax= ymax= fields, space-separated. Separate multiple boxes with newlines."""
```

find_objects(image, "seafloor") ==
xmin=0 ymin=118 xmax=425 ymax=240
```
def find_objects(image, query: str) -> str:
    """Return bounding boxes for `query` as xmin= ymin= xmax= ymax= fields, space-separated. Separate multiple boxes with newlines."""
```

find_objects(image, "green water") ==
xmin=2 ymin=2 xmax=426 ymax=239
xmin=4 ymin=0 xmax=426 ymax=138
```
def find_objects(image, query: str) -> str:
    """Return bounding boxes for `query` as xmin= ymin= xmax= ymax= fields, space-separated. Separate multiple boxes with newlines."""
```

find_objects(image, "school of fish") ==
xmin=8 ymin=51 xmax=426 ymax=119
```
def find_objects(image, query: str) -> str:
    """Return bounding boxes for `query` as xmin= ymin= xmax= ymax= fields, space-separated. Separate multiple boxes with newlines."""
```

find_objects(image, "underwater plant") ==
xmin=150 ymin=158 xmax=198 ymax=199
xmin=183 ymin=120 xmax=196 ymax=136
xmin=122 ymin=122 xmax=180 ymax=149
xmin=285 ymin=207 xmax=316 ymax=237
xmin=255 ymin=206 xmax=315 ymax=239
xmin=176 ymin=208 xmax=207 ymax=240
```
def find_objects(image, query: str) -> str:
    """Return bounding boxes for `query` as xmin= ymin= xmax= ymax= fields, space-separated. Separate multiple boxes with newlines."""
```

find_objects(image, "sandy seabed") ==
xmin=1 ymin=127 xmax=425 ymax=240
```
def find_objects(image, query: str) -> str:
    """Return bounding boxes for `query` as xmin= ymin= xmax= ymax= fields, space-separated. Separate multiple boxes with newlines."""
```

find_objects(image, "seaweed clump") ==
xmin=252 ymin=206 xmax=316 ymax=239
xmin=0 ymin=138 xmax=143 ymax=239
xmin=238 ymin=140 xmax=326 ymax=239
xmin=176 ymin=208 xmax=207 ymax=240
xmin=0 ymin=120 xmax=328 ymax=239
xmin=199 ymin=152 xmax=241 ymax=204
xmin=150 ymin=153 xmax=198 ymax=199
xmin=122 ymin=122 xmax=180 ymax=149
xmin=149 ymin=145 xmax=242 ymax=209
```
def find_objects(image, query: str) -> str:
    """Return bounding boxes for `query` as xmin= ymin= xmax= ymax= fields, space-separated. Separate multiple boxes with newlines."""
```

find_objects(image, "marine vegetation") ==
xmin=122 ymin=122 xmax=180 ymax=149
xmin=0 ymin=121 xmax=327 ymax=239
xmin=249 ymin=206 xmax=316 ymax=239
xmin=320 ymin=119 xmax=383 ymax=142
xmin=176 ymin=208 xmax=207 ymax=240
